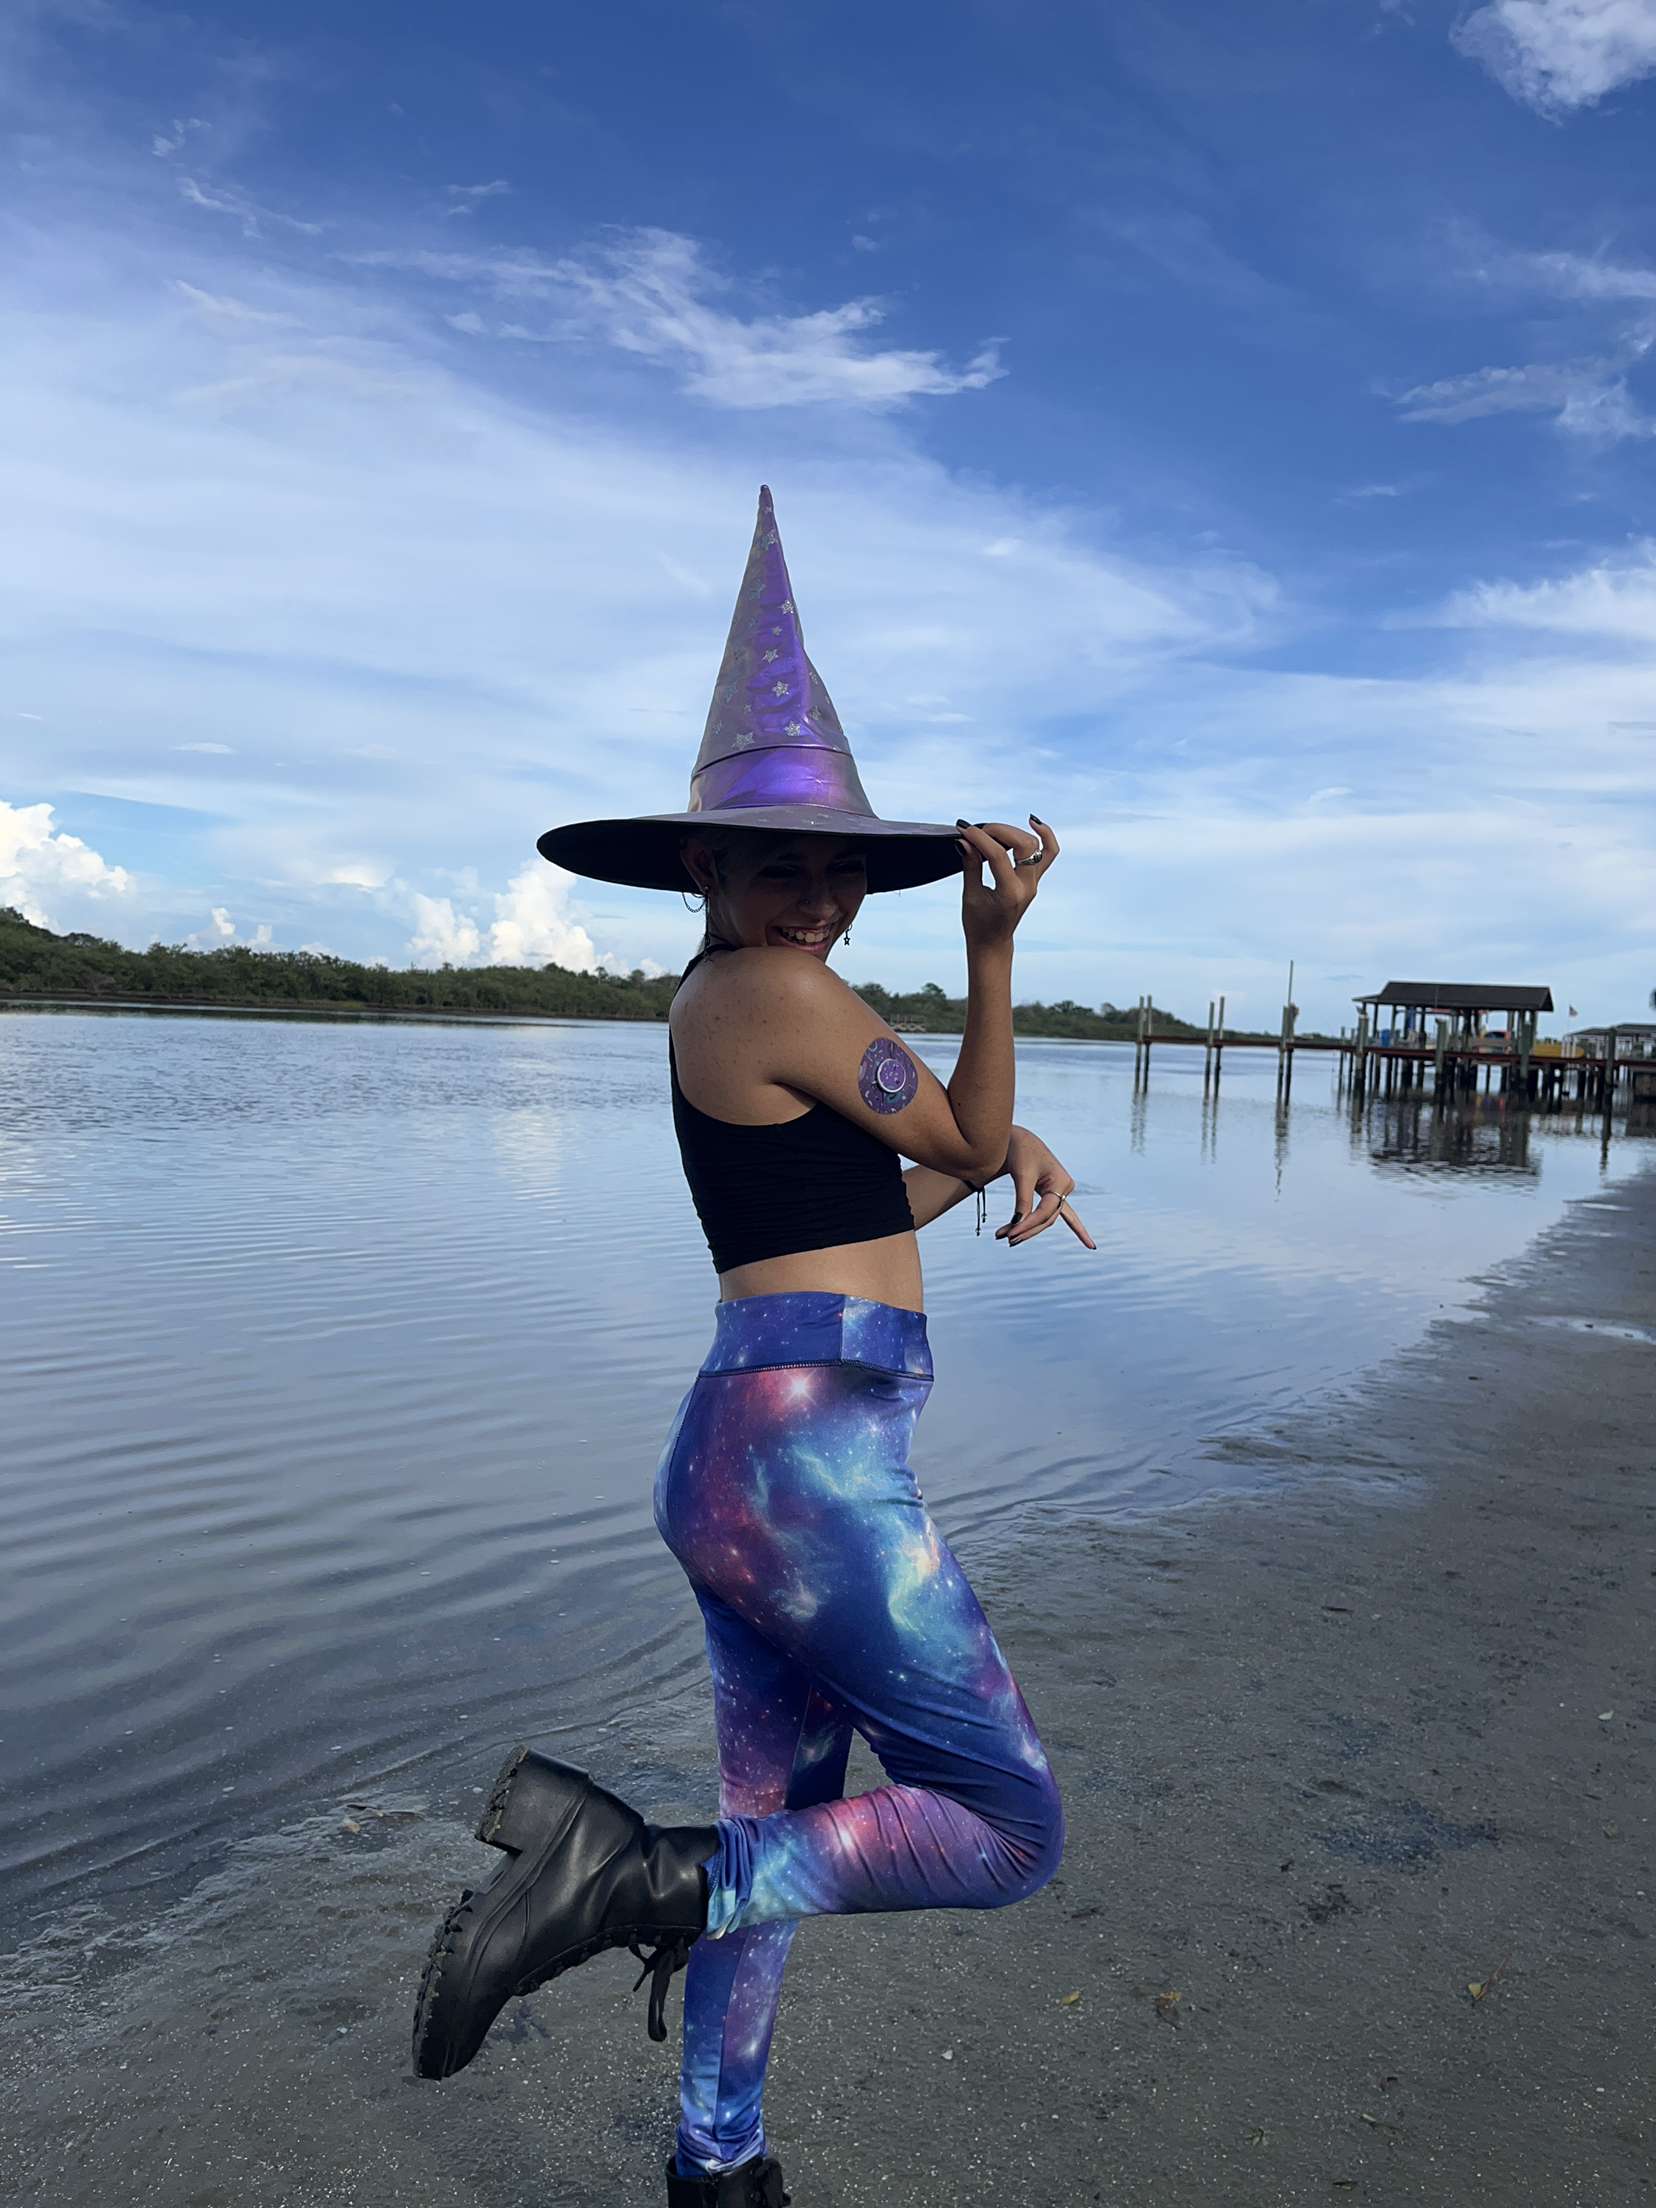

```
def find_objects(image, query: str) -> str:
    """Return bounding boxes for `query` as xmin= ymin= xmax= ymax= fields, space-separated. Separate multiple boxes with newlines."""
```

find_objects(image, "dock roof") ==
xmin=1354 ymin=981 xmax=1554 ymax=1012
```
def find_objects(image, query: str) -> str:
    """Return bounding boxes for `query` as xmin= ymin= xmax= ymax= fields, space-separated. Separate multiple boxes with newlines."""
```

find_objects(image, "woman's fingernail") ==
xmin=955 ymin=817 xmax=970 ymax=828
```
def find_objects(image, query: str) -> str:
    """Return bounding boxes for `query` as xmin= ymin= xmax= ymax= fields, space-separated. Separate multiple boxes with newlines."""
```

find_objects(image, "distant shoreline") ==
xmin=0 ymin=913 xmax=1265 ymax=1044
xmin=0 ymin=991 xmax=650 ymax=1029
xmin=0 ymin=991 xmax=1142 ymax=1042
xmin=0 ymin=991 xmax=1281 ymax=1045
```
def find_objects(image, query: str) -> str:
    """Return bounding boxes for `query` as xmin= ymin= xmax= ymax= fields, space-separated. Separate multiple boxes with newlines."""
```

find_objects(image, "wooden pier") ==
xmin=1130 ymin=975 xmax=1651 ymax=1115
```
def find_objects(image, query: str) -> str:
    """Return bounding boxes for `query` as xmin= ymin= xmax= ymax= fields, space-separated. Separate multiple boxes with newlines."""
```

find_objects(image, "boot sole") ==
xmin=411 ymin=1743 xmax=589 ymax=2080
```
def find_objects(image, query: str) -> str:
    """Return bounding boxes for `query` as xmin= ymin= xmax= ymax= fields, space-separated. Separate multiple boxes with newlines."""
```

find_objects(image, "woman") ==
xmin=411 ymin=488 xmax=1094 ymax=2207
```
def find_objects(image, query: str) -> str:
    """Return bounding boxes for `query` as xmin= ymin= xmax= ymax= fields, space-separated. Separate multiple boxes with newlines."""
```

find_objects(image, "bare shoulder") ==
xmin=675 ymin=947 xmax=982 ymax=1176
xmin=669 ymin=948 xmax=849 ymax=1115
xmin=717 ymin=945 xmax=854 ymax=1013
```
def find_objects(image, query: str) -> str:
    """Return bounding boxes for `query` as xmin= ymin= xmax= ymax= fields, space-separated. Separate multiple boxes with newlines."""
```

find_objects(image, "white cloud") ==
xmin=177 ymin=175 xmax=324 ymax=239
xmin=1394 ymin=355 xmax=1654 ymax=439
xmin=324 ymin=862 xmax=393 ymax=890
xmin=172 ymin=280 xmax=298 ymax=328
xmin=151 ymin=117 xmax=206 ymax=159
xmin=187 ymin=904 xmax=237 ymax=946
xmin=402 ymin=861 xmax=619 ymax=971
xmin=1454 ymin=0 xmax=1656 ymax=115
xmin=181 ymin=907 xmax=273 ymax=948
xmin=0 ymin=798 xmax=133 ymax=928
xmin=1505 ymin=244 xmax=1656 ymax=301
xmin=484 ymin=860 xmax=599 ymax=967
xmin=1433 ymin=542 xmax=1656 ymax=641
xmin=445 ymin=180 xmax=511 ymax=217
xmin=407 ymin=893 xmax=482 ymax=967
xmin=356 ymin=227 xmax=1005 ymax=409
xmin=175 ymin=739 xmax=235 ymax=753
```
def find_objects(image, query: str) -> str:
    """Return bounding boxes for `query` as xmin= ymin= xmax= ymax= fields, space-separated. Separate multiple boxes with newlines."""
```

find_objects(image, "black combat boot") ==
xmin=412 ymin=1745 xmax=720 ymax=2079
xmin=663 ymin=2151 xmax=792 ymax=2206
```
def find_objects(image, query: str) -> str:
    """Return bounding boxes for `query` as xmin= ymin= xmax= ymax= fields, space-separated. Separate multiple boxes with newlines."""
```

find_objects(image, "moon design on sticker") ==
xmin=859 ymin=1038 xmax=918 ymax=1114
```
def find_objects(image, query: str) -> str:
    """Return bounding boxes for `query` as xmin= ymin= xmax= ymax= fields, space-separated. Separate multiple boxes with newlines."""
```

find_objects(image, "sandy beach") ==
xmin=2 ymin=1166 xmax=1651 ymax=2206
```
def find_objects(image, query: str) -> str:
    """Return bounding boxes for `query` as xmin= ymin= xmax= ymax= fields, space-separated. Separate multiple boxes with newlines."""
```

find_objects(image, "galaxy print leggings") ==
xmin=651 ymin=1291 xmax=1064 ymax=2181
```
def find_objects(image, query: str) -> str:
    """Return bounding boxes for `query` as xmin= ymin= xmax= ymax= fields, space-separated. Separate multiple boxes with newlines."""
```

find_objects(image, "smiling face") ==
xmin=682 ymin=831 xmax=870 ymax=961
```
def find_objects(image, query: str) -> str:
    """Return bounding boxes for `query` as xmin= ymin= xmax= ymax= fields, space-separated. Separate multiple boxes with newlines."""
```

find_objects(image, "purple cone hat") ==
xmin=536 ymin=486 xmax=966 ymax=895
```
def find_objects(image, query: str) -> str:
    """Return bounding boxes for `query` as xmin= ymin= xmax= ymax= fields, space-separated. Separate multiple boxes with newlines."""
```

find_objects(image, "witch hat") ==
xmin=536 ymin=486 xmax=965 ymax=895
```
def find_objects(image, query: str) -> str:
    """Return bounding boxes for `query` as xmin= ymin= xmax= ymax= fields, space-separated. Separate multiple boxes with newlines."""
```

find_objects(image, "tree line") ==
xmin=0 ymin=908 xmax=1261 ymax=1042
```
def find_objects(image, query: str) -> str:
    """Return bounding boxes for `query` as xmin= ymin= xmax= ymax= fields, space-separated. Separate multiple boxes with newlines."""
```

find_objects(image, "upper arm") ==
xmin=718 ymin=949 xmax=991 ymax=1179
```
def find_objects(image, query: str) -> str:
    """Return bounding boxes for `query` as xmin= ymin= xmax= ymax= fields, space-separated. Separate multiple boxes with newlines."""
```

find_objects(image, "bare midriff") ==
xmin=717 ymin=1230 xmax=925 ymax=1315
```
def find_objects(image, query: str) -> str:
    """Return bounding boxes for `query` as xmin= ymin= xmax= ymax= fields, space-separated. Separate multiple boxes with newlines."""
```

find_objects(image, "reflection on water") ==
xmin=1362 ymin=1093 xmax=1540 ymax=1178
xmin=0 ymin=1010 xmax=1649 ymax=1945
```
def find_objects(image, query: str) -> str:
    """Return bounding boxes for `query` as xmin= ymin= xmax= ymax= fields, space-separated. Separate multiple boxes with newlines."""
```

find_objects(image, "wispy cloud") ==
xmin=1394 ymin=348 xmax=1655 ymax=439
xmin=1414 ymin=226 xmax=1656 ymax=441
xmin=1086 ymin=209 xmax=1290 ymax=310
xmin=1507 ymin=243 xmax=1656 ymax=302
xmin=1433 ymin=542 xmax=1656 ymax=642
xmin=151 ymin=116 xmax=205 ymax=159
xmin=445 ymin=180 xmax=511 ymax=218
xmin=1453 ymin=0 xmax=1656 ymax=117
xmin=172 ymin=280 xmax=298 ymax=328
xmin=177 ymin=175 xmax=324 ymax=239
xmin=357 ymin=227 xmax=1006 ymax=408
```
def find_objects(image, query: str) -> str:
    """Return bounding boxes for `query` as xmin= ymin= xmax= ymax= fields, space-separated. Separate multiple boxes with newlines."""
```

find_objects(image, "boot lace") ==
xmin=627 ymin=1933 xmax=694 ymax=2042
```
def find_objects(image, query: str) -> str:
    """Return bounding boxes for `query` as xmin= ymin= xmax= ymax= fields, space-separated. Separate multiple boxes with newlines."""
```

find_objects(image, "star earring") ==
xmin=842 ymin=924 xmax=852 ymax=944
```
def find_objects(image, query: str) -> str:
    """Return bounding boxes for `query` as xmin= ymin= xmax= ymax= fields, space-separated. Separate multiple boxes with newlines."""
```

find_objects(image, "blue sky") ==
xmin=4 ymin=0 xmax=1655 ymax=1032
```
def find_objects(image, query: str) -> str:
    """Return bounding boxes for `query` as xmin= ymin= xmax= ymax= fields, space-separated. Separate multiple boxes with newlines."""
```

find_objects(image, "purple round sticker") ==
xmin=859 ymin=1038 xmax=917 ymax=1115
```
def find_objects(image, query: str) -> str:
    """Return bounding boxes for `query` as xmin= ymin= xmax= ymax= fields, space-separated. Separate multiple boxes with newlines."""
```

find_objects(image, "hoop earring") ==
xmin=680 ymin=888 xmax=705 ymax=914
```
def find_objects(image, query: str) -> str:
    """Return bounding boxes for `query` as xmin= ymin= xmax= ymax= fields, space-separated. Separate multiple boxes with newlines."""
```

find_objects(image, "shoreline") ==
xmin=0 ymin=993 xmax=1275 ymax=1046
xmin=3 ymin=1168 xmax=1651 ymax=2203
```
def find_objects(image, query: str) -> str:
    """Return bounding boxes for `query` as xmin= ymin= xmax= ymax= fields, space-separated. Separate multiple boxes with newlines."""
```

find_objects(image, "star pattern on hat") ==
xmin=688 ymin=487 xmax=876 ymax=819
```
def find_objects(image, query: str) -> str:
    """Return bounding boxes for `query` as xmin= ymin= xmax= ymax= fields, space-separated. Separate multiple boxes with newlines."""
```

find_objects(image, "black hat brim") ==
xmin=537 ymin=807 xmax=966 ymax=895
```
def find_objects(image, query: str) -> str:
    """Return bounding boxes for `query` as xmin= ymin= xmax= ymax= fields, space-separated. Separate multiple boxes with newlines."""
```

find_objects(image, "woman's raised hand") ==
xmin=955 ymin=814 xmax=1059 ymax=951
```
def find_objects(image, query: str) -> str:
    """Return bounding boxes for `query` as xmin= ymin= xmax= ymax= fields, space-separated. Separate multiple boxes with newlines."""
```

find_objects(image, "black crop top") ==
xmin=668 ymin=1026 xmax=916 ymax=1273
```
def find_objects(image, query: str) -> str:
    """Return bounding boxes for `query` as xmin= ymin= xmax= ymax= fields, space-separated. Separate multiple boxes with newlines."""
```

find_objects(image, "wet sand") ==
xmin=3 ymin=1171 xmax=1651 ymax=2205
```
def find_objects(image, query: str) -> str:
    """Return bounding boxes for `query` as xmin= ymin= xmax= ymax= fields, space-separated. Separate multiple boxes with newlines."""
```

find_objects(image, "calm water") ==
xmin=1 ymin=1008 xmax=1647 ymax=1943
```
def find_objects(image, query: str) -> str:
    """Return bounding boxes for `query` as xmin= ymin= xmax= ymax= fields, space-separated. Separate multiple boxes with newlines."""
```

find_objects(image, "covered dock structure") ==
xmin=1351 ymin=981 xmax=1550 ymax=1098
xmin=1343 ymin=981 xmax=1631 ymax=1105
